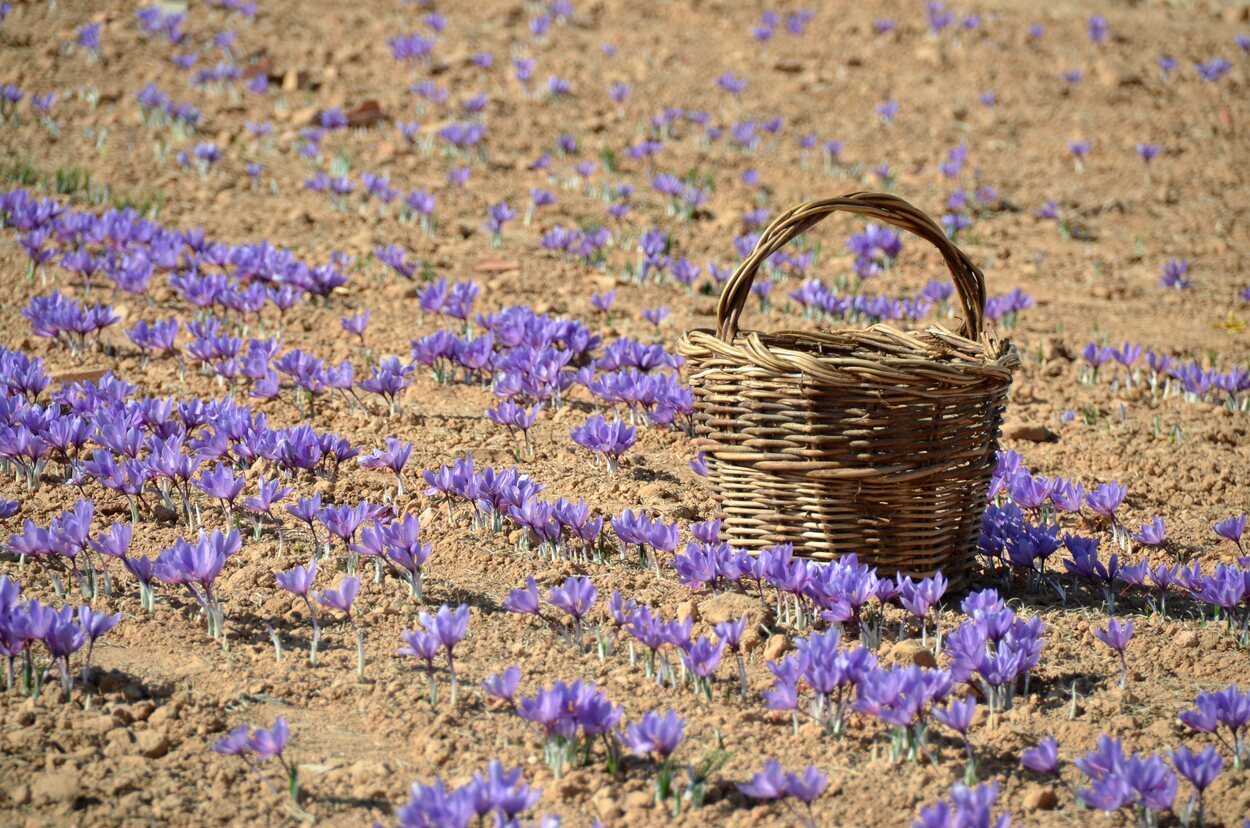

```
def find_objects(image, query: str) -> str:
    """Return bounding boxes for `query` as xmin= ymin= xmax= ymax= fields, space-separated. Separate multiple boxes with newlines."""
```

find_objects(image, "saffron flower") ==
xmin=317 ymin=576 xmax=365 ymax=678
xmin=623 ymin=709 xmax=685 ymax=802
xmin=1171 ymin=745 xmax=1222 ymax=825
xmin=276 ymin=561 xmax=321 ymax=665
xmin=1021 ymin=735 xmax=1060 ymax=775
xmin=1094 ymin=618 xmax=1134 ymax=688
xmin=419 ymin=604 xmax=470 ymax=704
xmin=1213 ymin=514 xmax=1246 ymax=555
xmin=570 ymin=415 xmax=635 ymax=473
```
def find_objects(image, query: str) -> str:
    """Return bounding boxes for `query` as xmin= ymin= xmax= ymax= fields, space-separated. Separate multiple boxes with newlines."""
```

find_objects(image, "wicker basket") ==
xmin=677 ymin=193 xmax=1020 ymax=590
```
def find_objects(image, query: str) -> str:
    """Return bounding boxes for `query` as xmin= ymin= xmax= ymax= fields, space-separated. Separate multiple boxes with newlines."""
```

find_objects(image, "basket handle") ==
xmin=715 ymin=192 xmax=987 ymax=342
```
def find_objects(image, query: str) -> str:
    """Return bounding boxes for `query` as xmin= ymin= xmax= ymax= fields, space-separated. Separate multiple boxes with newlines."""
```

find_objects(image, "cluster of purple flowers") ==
xmin=1 ymin=191 xmax=351 ymax=346
xmin=134 ymin=83 xmax=201 ymax=128
xmin=988 ymin=452 xmax=1250 ymax=640
xmin=393 ymin=761 xmax=543 ymax=828
xmin=914 ymin=781 xmax=1009 ymax=828
xmin=846 ymin=224 xmax=902 ymax=279
xmin=1080 ymin=340 xmax=1249 ymax=411
xmin=22 ymin=293 xmax=119 ymax=355
xmin=0 ymin=575 xmax=120 ymax=698
xmin=211 ymin=717 xmax=299 ymax=803
xmin=398 ymin=603 xmax=470 ymax=704
xmin=539 ymin=224 xmax=612 ymax=265
xmin=512 ymin=677 xmax=625 ymax=777
xmin=787 ymin=279 xmax=936 ymax=326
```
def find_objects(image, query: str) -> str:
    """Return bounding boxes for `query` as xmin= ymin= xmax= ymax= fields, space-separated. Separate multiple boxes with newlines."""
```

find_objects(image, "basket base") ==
xmin=707 ymin=456 xmax=992 ymax=592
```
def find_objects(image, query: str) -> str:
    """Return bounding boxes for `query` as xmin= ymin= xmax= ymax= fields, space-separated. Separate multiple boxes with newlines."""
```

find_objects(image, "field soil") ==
xmin=1 ymin=0 xmax=1249 ymax=826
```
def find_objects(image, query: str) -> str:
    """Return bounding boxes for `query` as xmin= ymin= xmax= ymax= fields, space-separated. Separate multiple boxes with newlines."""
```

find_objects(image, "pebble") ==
xmin=30 ymin=771 xmax=79 ymax=806
xmin=763 ymin=634 xmax=789 ymax=661
xmin=623 ymin=790 xmax=653 ymax=810
xmin=1021 ymin=785 xmax=1058 ymax=811
xmin=135 ymin=731 xmax=171 ymax=759
xmin=1003 ymin=421 xmax=1059 ymax=443
xmin=888 ymin=639 xmax=937 ymax=669
xmin=1174 ymin=630 xmax=1201 ymax=649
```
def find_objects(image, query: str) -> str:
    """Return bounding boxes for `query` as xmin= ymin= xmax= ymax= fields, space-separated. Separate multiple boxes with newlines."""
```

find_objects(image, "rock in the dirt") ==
xmin=676 ymin=599 xmax=698 ymax=622
xmin=135 ymin=731 xmax=171 ymax=759
xmin=763 ymin=634 xmax=789 ymax=661
xmin=50 ymin=366 xmax=108 ymax=385
xmin=345 ymin=99 xmax=387 ymax=128
xmin=1021 ymin=785 xmax=1058 ymax=811
xmin=80 ymin=715 xmax=117 ymax=736
xmin=30 ymin=771 xmax=80 ymax=806
xmin=8 ymin=783 xmax=30 ymax=806
xmin=1003 ymin=421 xmax=1059 ymax=443
xmin=623 ymin=790 xmax=653 ymax=810
xmin=1174 ymin=630 xmax=1201 ymax=649
xmin=887 ymin=639 xmax=937 ymax=669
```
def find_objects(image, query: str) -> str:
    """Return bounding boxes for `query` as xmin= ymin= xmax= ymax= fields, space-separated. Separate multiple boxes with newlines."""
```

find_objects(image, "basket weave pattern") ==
xmin=677 ymin=193 xmax=1020 ymax=590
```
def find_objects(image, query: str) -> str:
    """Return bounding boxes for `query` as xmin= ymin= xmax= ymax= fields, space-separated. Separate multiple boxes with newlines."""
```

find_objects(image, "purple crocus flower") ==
xmin=1095 ymin=618 xmax=1134 ymax=688
xmin=504 ymin=576 xmax=541 ymax=616
xmin=1197 ymin=57 xmax=1232 ymax=83
xmin=317 ymin=575 xmax=359 ymax=615
xmin=77 ymin=606 xmax=120 ymax=684
xmin=341 ymin=310 xmax=369 ymax=344
xmin=248 ymin=717 xmax=289 ymax=760
xmin=1213 ymin=514 xmax=1246 ymax=555
xmin=1087 ymin=14 xmax=1108 ymax=45
xmin=548 ymin=576 xmax=596 ymax=631
xmin=1085 ymin=481 xmax=1126 ymax=525
xmin=786 ymin=765 xmax=827 ymax=806
xmin=738 ymin=759 xmax=788 ymax=800
xmin=623 ymin=709 xmax=684 ymax=760
xmin=77 ymin=22 xmax=102 ymax=52
xmin=212 ymin=726 xmax=252 ymax=756
xmin=482 ymin=665 xmax=522 ymax=707
xmin=419 ymin=604 xmax=470 ymax=703
xmin=1130 ymin=517 xmax=1167 ymax=548
xmin=1159 ymin=259 xmax=1192 ymax=290
xmin=1021 ymin=735 xmax=1060 ymax=775
xmin=484 ymin=202 xmax=515 ymax=244
xmin=570 ymin=415 xmax=636 ymax=473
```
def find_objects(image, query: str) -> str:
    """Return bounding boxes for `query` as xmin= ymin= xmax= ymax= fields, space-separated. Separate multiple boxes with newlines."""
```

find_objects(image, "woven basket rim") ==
xmin=678 ymin=322 xmax=1020 ymax=386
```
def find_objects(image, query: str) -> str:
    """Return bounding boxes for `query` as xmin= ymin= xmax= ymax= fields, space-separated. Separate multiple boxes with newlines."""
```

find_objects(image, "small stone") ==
xmin=623 ymin=790 xmax=653 ymax=810
xmin=1174 ymin=630 xmax=1201 ymax=649
xmin=637 ymin=482 xmax=674 ymax=502
xmin=763 ymin=634 xmax=789 ymax=661
xmin=345 ymin=99 xmax=387 ymax=128
xmin=1003 ymin=421 xmax=1058 ymax=443
xmin=135 ymin=731 xmax=171 ymax=759
xmin=888 ymin=639 xmax=937 ymax=669
xmin=676 ymin=600 xmax=698 ymax=623
xmin=474 ymin=258 xmax=520 ymax=274
xmin=8 ymin=783 xmax=30 ymax=806
xmin=1021 ymin=785 xmax=1058 ymax=811
xmin=80 ymin=715 xmax=117 ymax=736
xmin=30 ymin=771 xmax=79 ymax=806
xmin=152 ymin=504 xmax=179 ymax=524
xmin=590 ymin=786 xmax=621 ymax=818
xmin=49 ymin=367 xmax=108 ymax=386
xmin=148 ymin=705 xmax=178 ymax=727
